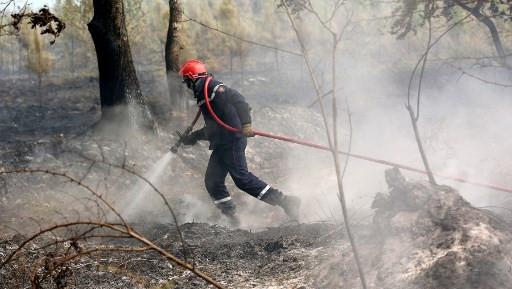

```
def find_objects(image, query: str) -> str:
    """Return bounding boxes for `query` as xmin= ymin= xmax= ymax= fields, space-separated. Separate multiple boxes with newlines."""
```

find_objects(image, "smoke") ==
xmin=148 ymin=0 xmax=512 ymax=227
xmin=271 ymin=59 xmax=512 ymax=224
xmin=3 ymin=2 xmax=512 ymax=289
xmin=1 ymin=0 xmax=511 ymax=232
xmin=216 ymin=1 xmax=512 ymax=225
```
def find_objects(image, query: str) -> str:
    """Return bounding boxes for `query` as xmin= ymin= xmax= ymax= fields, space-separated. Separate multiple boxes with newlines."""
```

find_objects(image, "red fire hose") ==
xmin=200 ymin=76 xmax=512 ymax=194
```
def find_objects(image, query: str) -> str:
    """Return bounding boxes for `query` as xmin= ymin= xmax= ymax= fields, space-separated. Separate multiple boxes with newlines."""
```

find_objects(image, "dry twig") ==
xmin=65 ymin=149 xmax=191 ymax=263
xmin=448 ymin=63 xmax=512 ymax=87
xmin=406 ymin=10 xmax=473 ymax=186
xmin=281 ymin=1 xmax=368 ymax=288
xmin=0 ymin=168 xmax=228 ymax=289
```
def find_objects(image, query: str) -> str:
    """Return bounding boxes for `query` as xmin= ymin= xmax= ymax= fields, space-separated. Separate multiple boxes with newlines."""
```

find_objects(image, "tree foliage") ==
xmin=50 ymin=0 xmax=96 ymax=75
xmin=10 ymin=6 xmax=65 ymax=44
xmin=391 ymin=0 xmax=512 ymax=39
xmin=20 ymin=25 xmax=53 ymax=77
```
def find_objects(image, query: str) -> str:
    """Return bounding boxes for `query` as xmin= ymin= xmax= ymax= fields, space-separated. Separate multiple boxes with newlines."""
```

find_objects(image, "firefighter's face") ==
xmin=182 ymin=77 xmax=195 ymax=90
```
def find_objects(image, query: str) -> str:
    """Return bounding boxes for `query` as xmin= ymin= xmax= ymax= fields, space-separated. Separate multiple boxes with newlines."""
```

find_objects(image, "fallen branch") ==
xmin=64 ymin=148 xmax=191 ymax=263
xmin=0 ymin=168 xmax=228 ymax=289
xmin=0 ymin=168 xmax=127 ymax=227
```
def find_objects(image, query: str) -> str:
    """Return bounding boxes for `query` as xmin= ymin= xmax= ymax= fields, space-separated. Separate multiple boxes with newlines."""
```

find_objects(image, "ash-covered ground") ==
xmin=1 ymin=77 xmax=512 ymax=288
xmin=2 ymin=168 xmax=512 ymax=289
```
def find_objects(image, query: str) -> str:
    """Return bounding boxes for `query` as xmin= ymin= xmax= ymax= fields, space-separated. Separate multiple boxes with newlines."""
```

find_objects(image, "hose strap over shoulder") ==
xmin=197 ymin=82 xmax=224 ymax=107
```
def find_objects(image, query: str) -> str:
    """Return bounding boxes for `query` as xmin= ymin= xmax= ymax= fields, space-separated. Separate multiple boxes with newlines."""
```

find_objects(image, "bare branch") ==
xmin=340 ymin=95 xmax=353 ymax=180
xmin=405 ymin=103 xmax=437 ymax=184
xmin=281 ymin=1 xmax=335 ymax=151
xmin=0 ymin=168 xmax=128 ymax=228
xmin=307 ymin=89 xmax=333 ymax=108
xmin=407 ymin=12 xmax=473 ymax=110
xmin=448 ymin=63 xmax=512 ymax=87
xmin=3 ymin=220 xmax=228 ymax=288
xmin=65 ymin=149 xmax=191 ymax=263
xmin=1 ymin=221 xmax=126 ymax=267
xmin=79 ymin=160 xmax=96 ymax=182
xmin=414 ymin=0 xmax=434 ymax=121
xmin=429 ymin=53 xmax=512 ymax=64
xmin=281 ymin=1 xmax=368 ymax=288
xmin=406 ymin=8 xmax=474 ymax=186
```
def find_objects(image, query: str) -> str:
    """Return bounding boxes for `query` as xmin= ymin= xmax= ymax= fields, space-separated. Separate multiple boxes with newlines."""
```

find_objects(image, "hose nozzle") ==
xmin=170 ymin=143 xmax=179 ymax=154
xmin=170 ymin=110 xmax=202 ymax=154
xmin=170 ymin=127 xmax=193 ymax=154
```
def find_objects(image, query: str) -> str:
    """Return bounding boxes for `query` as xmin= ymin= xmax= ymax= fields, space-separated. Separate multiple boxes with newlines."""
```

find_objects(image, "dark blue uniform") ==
xmin=190 ymin=77 xmax=283 ymax=215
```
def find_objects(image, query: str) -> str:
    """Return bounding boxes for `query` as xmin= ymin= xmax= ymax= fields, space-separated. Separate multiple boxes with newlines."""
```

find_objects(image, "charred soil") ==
xmin=2 ymin=78 xmax=512 ymax=289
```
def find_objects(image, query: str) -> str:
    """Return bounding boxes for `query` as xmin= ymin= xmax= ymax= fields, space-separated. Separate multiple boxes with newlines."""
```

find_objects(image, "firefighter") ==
xmin=178 ymin=59 xmax=300 ymax=226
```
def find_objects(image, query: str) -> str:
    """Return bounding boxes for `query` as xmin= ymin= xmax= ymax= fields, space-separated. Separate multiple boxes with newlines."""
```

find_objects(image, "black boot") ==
xmin=278 ymin=195 xmax=301 ymax=220
xmin=261 ymin=188 xmax=301 ymax=220
xmin=224 ymin=212 xmax=241 ymax=228
xmin=217 ymin=199 xmax=240 ymax=228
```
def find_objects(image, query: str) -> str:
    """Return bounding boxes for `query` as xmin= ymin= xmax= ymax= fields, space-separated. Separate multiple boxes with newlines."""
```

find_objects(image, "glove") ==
xmin=241 ymin=123 xmax=255 ymax=137
xmin=182 ymin=134 xmax=197 ymax=146
xmin=178 ymin=131 xmax=198 ymax=146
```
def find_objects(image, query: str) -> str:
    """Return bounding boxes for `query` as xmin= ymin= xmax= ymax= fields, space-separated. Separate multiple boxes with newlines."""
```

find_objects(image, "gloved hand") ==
xmin=178 ymin=131 xmax=198 ymax=146
xmin=241 ymin=123 xmax=255 ymax=137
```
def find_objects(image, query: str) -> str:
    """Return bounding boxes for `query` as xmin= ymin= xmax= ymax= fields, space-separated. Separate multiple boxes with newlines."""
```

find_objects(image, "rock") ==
xmin=371 ymin=168 xmax=512 ymax=289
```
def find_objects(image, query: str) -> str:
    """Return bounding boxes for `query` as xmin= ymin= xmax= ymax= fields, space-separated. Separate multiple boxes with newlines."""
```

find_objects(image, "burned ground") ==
xmin=0 ymin=222 xmax=345 ymax=289
xmin=1 ymin=77 xmax=512 ymax=288
xmin=2 ymin=166 xmax=512 ymax=289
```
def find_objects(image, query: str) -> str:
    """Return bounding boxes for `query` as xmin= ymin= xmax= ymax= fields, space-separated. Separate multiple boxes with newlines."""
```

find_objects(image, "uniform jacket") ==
xmin=193 ymin=76 xmax=252 ymax=149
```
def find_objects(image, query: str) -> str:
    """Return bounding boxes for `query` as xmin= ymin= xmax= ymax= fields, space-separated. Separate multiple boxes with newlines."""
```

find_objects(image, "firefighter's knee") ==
xmin=231 ymin=173 xmax=252 ymax=189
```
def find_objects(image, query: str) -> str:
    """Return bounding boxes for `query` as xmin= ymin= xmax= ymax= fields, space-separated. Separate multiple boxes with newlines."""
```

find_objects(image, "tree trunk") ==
xmin=9 ymin=40 xmax=13 ymax=75
xmin=239 ymin=44 xmax=244 ymax=87
xmin=274 ymin=49 xmax=279 ymax=76
xmin=70 ymin=35 xmax=75 ymax=75
xmin=88 ymin=0 xmax=156 ymax=130
xmin=406 ymin=104 xmax=436 ymax=185
xmin=165 ymin=0 xmax=182 ymax=112
xmin=38 ymin=75 xmax=42 ymax=108
xmin=238 ymin=14 xmax=244 ymax=87
xmin=18 ymin=41 xmax=23 ymax=76
xmin=230 ymin=52 xmax=233 ymax=79
xmin=453 ymin=0 xmax=508 ymax=66
xmin=0 ymin=43 xmax=3 ymax=75
xmin=477 ymin=16 xmax=507 ymax=62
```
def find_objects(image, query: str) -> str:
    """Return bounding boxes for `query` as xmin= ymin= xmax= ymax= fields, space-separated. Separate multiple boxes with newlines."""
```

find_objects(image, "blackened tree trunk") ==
xmin=0 ymin=44 xmax=3 ymax=74
xmin=70 ymin=35 xmax=75 ymax=75
xmin=165 ymin=0 xmax=182 ymax=112
xmin=238 ymin=14 xmax=244 ymax=87
xmin=453 ymin=0 xmax=508 ymax=66
xmin=88 ymin=0 xmax=156 ymax=131
xmin=18 ymin=42 xmax=23 ymax=76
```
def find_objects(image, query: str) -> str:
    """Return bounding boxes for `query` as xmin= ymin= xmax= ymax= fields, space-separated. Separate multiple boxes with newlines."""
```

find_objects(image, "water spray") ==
xmin=122 ymin=109 xmax=202 ymax=219
xmin=122 ymin=151 xmax=176 ymax=219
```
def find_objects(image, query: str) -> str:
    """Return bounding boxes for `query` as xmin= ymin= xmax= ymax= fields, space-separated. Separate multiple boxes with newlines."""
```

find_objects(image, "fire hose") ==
xmin=172 ymin=76 xmax=512 ymax=195
xmin=170 ymin=110 xmax=201 ymax=154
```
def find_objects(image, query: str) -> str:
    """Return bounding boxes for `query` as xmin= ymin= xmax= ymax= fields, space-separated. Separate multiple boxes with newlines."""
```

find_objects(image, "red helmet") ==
xmin=179 ymin=59 xmax=208 ymax=80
